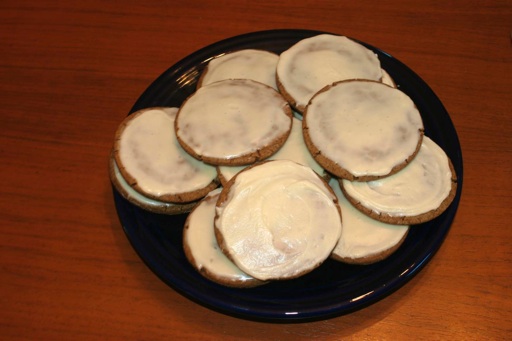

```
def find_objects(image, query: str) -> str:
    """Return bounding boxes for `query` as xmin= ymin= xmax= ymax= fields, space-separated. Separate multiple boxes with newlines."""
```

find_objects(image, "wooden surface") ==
xmin=1 ymin=1 xmax=511 ymax=339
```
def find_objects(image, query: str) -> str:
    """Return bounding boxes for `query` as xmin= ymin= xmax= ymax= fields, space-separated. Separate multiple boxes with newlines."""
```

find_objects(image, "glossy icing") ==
xmin=184 ymin=188 xmax=256 ymax=283
xmin=117 ymin=107 xmax=217 ymax=198
xmin=112 ymin=158 xmax=179 ymax=208
xmin=277 ymin=34 xmax=382 ymax=109
xmin=218 ymin=117 xmax=326 ymax=183
xmin=329 ymin=179 xmax=408 ymax=261
xmin=199 ymin=49 xmax=279 ymax=89
xmin=176 ymin=79 xmax=292 ymax=163
xmin=341 ymin=136 xmax=453 ymax=216
xmin=305 ymin=80 xmax=423 ymax=178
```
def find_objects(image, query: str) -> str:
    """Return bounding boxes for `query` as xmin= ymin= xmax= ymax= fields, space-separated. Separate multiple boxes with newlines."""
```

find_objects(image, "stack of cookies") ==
xmin=110 ymin=34 xmax=458 ymax=288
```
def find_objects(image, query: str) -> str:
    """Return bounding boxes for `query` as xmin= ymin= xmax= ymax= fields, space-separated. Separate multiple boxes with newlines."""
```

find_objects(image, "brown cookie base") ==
xmin=276 ymin=75 xmax=306 ymax=114
xmin=216 ymin=167 xmax=229 ymax=187
xmin=302 ymin=83 xmax=425 ymax=182
xmin=109 ymin=152 xmax=197 ymax=215
xmin=175 ymin=79 xmax=294 ymax=167
xmin=339 ymin=158 xmax=458 ymax=225
xmin=303 ymin=129 xmax=423 ymax=182
xmin=176 ymin=130 xmax=292 ymax=167
xmin=182 ymin=189 xmax=265 ymax=288
xmin=113 ymin=107 xmax=220 ymax=204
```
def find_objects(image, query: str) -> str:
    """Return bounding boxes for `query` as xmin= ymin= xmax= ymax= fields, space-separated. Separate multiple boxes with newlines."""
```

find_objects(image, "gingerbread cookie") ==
xmin=340 ymin=136 xmax=458 ymax=225
xmin=329 ymin=179 xmax=409 ymax=264
xmin=214 ymin=160 xmax=342 ymax=281
xmin=183 ymin=188 xmax=265 ymax=288
xmin=113 ymin=107 xmax=219 ymax=204
xmin=109 ymin=151 xmax=197 ymax=214
xmin=216 ymin=117 xmax=328 ymax=186
xmin=175 ymin=79 xmax=293 ymax=166
xmin=197 ymin=49 xmax=279 ymax=90
xmin=303 ymin=80 xmax=424 ymax=181
xmin=276 ymin=34 xmax=382 ymax=113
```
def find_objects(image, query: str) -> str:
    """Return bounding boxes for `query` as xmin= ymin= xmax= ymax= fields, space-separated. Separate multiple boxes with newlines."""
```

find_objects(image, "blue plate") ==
xmin=113 ymin=29 xmax=463 ymax=322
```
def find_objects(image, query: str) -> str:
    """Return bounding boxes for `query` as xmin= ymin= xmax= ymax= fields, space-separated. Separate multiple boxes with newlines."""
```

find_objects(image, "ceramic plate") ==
xmin=112 ymin=29 xmax=463 ymax=322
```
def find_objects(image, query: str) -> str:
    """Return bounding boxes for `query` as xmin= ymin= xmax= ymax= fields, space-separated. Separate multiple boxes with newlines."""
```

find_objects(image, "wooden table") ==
xmin=2 ymin=1 xmax=511 ymax=339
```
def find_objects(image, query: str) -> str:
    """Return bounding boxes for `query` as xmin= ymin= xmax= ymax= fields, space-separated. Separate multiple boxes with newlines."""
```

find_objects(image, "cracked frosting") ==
xmin=215 ymin=160 xmax=342 ymax=281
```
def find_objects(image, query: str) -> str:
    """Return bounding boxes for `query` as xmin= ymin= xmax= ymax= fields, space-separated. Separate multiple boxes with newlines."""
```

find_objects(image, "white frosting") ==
xmin=200 ymin=49 xmax=279 ymax=90
xmin=329 ymin=179 xmax=408 ymax=261
xmin=117 ymin=107 xmax=217 ymax=198
xmin=215 ymin=160 xmax=342 ymax=281
xmin=305 ymin=80 xmax=423 ymax=178
xmin=112 ymin=158 xmax=179 ymax=208
xmin=381 ymin=68 xmax=396 ymax=88
xmin=277 ymin=34 xmax=382 ymax=109
xmin=218 ymin=117 xmax=326 ymax=183
xmin=184 ymin=188 xmax=256 ymax=283
xmin=341 ymin=136 xmax=453 ymax=216
xmin=176 ymin=79 xmax=292 ymax=163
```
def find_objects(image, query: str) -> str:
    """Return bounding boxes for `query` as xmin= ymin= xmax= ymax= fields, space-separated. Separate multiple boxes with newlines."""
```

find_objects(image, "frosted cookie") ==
xmin=276 ymin=34 xmax=382 ymax=113
xmin=215 ymin=160 xmax=342 ymax=281
xmin=217 ymin=117 xmax=328 ymax=186
xmin=114 ymin=107 xmax=219 ymax=203
xmin=340 ymin=136 xmax=458 ymax=225
xmin=303 ymin=80 xmax=424 ymax=181
xmin=381 ymin=68 xmax=396 ymax=88
xmin=197 ymin=49 xmax=279 ymax=90
xmin=329 ymin=179 xmax=409 ymax=265
xmin=109 ymin=151 xmax=197 ymax=214
xmin=183 ymin=188 xmax=265 ymax=288
xmin=175 ymin=79 xmax=293 ymax=166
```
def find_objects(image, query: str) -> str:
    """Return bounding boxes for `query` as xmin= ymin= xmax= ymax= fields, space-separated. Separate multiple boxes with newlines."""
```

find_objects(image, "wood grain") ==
xmin=1 ymin=0 xmax=511 ymax=339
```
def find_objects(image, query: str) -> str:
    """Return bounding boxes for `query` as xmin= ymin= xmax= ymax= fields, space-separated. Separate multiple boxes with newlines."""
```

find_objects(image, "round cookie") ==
xmin=109 ymin=151 xmax=197 ymax=215
xmin=214 ymin=160 xmax=342 ymax=281
xmin=197 ymin=49 xmax=279 ymax=90
xmin=276 ymin=34 xmax=382 ymax=113
xmin=303 ymin=79 xmax=424 ymax=181
xmin=340 ymin=136 xmax=458 ymax=225
xmin=175 ymin=79 xmax=293 ymax=166
xmin=183 ymin=188 xmax=265 ymax=288
xmin=328 ymin=179 xmax=409 ymax=265
xmin=216 ymin=117 xmax=328 ymax=186
xmin=114 ymin=107 xmax=219 ymax=203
